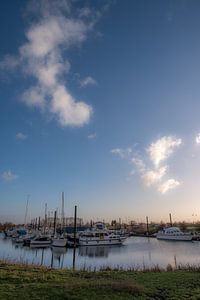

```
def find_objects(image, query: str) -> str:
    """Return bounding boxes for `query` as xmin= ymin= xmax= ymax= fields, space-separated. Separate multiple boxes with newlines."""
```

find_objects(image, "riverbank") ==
xmin=1 ymin=262 xmax=200 ymax=299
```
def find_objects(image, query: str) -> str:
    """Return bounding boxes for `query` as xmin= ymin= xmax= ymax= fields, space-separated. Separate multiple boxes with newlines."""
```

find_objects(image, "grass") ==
xmin=1 ymin=261 xmax=200 ymax=299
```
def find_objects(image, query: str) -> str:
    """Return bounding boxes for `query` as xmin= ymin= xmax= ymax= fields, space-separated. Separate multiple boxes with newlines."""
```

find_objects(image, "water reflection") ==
xmin=52 ymin=247 xmax=67 ymax=269
xmin=79 ymin=246 xmax=110 ymax=258
xmin=1 ymin=236 xmax=200 ymax=270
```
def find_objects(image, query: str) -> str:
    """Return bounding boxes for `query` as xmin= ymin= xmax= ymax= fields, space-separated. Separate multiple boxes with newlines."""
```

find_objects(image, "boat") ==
xmin=30 ymin=235 xmax=52 ymax=246
xmin=156 ymin=227 xmax=193 ymax=241
xmin=52 ymin=236 xmax=67 ymax=247
xmin=79 ymin=222 xmax=126 ymax=246
xmin=23 ymin=233 xmax=37 ymax=246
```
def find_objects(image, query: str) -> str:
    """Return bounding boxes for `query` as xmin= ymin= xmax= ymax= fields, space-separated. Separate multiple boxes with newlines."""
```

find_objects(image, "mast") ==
xmin=169 ymin=213 xmax=173 ymax=227
xmin=44 ymin=203 xmax=47 ymax=234
xmin=146 ymin=216 xmax=149 ymax=235
xmin=24 ymin=194 xmax=30 ymax=226
xmin=61 ymin=192 xmax=65 ymax=229
xmin=53 ymin=210 xmax=57 ymax=236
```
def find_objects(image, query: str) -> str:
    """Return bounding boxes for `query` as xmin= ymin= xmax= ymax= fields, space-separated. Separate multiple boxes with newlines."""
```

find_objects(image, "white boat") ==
xmin=52 ymin=236 xmax=67 ymax=247
xmin=79 ymin=222 xmax=126 ymax=246
xmin=156 ymin=227 xmax=193 ymax=241
xmin=30 ymin=235 xmax=52 ymax=246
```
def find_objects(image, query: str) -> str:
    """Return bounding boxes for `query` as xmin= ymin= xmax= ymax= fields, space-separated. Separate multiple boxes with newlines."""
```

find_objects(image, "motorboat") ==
xmin=52 ymin=236 xmax=67 ymax=247
xmin=156 ymin=227 xmax=193 ymax=241
xmin=30 ymin=235 xmax=52 ymax=246
xmin=79 ymin=222 xmax=126 ymax=246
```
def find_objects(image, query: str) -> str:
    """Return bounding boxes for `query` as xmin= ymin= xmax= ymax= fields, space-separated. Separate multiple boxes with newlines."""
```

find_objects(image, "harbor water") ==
xmin=1 ymin=235 xmax=200 ymax=270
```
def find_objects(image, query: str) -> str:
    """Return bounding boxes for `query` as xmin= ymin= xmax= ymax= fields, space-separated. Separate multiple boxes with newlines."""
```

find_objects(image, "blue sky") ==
xmin=1 ymin=0 xmax=200 ymax=223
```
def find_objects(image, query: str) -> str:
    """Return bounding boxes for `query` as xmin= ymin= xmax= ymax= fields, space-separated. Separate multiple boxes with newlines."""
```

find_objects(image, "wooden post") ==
xmin=73 ymin=205 xmax=77 ymax=247
xmin=72 ymin=205 xmax=77 ymax=271
xmin=38 ymin=216 xmax=40 ymax=231
xmin=169 ymin=213 xmax=173 ymax=227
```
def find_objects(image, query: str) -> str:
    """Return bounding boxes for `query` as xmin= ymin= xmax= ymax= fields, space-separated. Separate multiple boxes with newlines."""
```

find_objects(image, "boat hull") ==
xmin=156 ymin=234 xmax=192 ymax=241
xmin=79 ymin=237 xmax=126 ymax=246
xmin=52 ymin=238 xmax=67 ymax=247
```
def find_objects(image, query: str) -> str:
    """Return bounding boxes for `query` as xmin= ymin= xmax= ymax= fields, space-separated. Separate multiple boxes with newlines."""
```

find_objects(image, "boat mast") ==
xmin=44 ymin=203 xmax=47 ymax=234
xmin=61 ymin=192 xmax=65 ymax=229
xmin=24 ymin=194 xmax=30 ymax=227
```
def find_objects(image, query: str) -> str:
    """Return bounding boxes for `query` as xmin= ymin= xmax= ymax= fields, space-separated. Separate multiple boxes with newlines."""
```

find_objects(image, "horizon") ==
xmin=1 ymin=0 xmax=200 ymax=223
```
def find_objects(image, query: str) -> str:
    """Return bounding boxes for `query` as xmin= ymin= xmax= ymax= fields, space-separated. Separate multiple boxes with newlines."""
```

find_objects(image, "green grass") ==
xmin=1 ymin=261 xmax=200 ymax=299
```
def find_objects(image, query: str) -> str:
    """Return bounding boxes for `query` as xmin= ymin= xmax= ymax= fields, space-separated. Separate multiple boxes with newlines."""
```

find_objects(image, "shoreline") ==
xmin=1 ymin=261 xmax=200 ymax=299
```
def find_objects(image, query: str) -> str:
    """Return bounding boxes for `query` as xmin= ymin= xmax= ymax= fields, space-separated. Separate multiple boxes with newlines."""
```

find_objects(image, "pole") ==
xmin=44 ymin=203 xmax=47 ymax=234
xmin=73 ymin=205 xmax=77 ymax=247
xmin=146 ymin=216 xmax=149 ymax=235
xmin=53 ymin=210 xmax=57 ymax=236
xmin=72 ymin=205 xmax=77 ymax=271
xmin=62 ymin=192 xmax=65 ymax=229
xmin=38 ymin=216 xmax=40 ymax=231
xmin=169 ymin=213 xmax=172 ymax=227
xmin=24 ymin=195 xmax=30 ymax=226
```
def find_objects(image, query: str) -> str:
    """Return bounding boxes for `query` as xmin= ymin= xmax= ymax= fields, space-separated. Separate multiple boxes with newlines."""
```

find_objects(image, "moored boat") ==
xmin=156 ymin=227 xmax=193 ymax=241
xmin=30 ymin=235 xmax=52 ymax=246
xmin=79 ymin=222 xmax=126 ymax=246
xmin=52 ymin=236 xmax=67 ymax=247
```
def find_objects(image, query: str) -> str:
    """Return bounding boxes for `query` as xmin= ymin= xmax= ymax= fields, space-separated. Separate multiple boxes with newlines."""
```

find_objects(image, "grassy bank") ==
xmin=1 ymin=262 xmax=200 ymax=299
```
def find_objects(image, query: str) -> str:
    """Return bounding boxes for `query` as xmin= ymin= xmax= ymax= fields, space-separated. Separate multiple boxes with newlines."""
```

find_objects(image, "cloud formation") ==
xmin=157 ymin=179 xmax=180 ymax=194
xmin=2 ymin=170 xmax=18 ymax=182
xmin=88 ymin=133 xmax=97 ymax=139
xmin=196 ymin=133 xmax=200 ymax=144
xmin=142 ymin=166 xmax=167 ymax=187
xmin=147 ymin=136 xmax=182 ymax=167
xmin=111 ymin=135 xmax=182 ymax=194
xmin=16 ymin=132 xmax=27 ymax=140
xmin=0 ymin=1 xmax=97 ymax=127
xmin=80 ymin=76 xmax=97 ymax=87
xmin=111 ymin=148 xmax=132 ymax=159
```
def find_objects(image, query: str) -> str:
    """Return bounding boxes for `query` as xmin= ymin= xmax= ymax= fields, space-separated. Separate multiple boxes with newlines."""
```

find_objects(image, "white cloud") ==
xmin=22 ymin=86 xmax=46 ymax=109
xmin=80 ymin=76 xmax=97 ymax=87
xmin=79 ymin=7 xmax=92 ymax=18
xmin=147 ymin=136 xmax=182 ymax=167
xmin=131 ymin=157 xmax=146 ymax=173
xmin=50 ymin=85 xmax=92 ymax=126
xmin=1 ymin=3 xmax=95 ymax=127
xmin=142 ymin=166 xmax=167 ymax=187
xmin=0 ymin=55 xmax=19 ymax=70
xmin=196 ymin=133 xmax=200 ymax=144
xmin=157 ymin=179 xmax=181 ymax=194
xmin=88 ymin=133 xmax=96 ymax=139
xmin=16 ymin=132 xmax=27 ymax=140
xmin=111 ymin=148 xmax=132 ymax=159
xmin=112 ymin=135 xmax=182 ymax=194
xmin=2 ymin=170 xmax=18 ymax=182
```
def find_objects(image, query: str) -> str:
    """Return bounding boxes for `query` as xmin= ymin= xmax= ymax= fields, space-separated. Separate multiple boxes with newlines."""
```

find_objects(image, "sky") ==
xmin=1 ymin=0 xmax=200 ymax=223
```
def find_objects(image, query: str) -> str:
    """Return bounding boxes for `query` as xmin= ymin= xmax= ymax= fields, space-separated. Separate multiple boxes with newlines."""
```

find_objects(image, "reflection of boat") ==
xmin=30 ymin=235 xmax=52 ymax=246
xmin=52 ymin=246 xmax=67 ymax=255
xmin=79 ymin=222 xmax=126 ymax=246
xmin=79 ymin=246 xmax=109 ymax=257
xmin=156 ymin=227 xmax=193 ymax=241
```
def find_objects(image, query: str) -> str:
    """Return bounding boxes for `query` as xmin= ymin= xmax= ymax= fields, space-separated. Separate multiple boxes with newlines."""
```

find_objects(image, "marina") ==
xmin=1 ymin=234 xmax=200 ymax=270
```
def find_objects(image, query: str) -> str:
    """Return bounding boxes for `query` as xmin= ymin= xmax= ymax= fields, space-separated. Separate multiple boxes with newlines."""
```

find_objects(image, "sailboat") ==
xmin=52 ymin=192 xmax=67 ymax=247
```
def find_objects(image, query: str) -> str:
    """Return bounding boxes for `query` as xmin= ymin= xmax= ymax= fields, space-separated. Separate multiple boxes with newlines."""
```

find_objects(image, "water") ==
xmin=1 ymin=234 xmax=200 ymax=270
